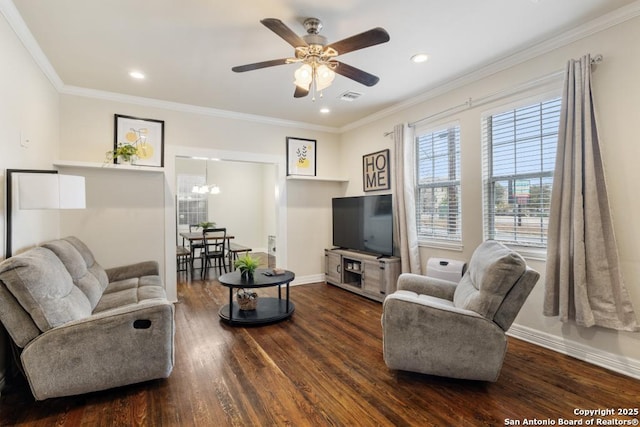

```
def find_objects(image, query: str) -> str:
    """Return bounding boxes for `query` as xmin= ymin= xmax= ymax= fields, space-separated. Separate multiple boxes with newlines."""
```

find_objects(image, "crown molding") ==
xmin=0 ymin=0 xmax=63 ymax=90
xmin=4 ymin=0 xmax=640 ymax=135
xmin=1 ymin=0 xmax=338 ymax=134
xmin=60 ymin=85 xmax=340 ymax=134
xmin=340 ymin=0 xmax=640 ymax=133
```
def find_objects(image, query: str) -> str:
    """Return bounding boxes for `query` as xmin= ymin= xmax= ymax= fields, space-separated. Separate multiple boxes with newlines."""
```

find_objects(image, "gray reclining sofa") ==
xmin=0 ymin=236 xmax=174 ymax=400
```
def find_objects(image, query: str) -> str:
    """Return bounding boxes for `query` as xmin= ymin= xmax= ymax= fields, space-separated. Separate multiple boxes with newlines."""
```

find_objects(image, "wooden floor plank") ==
xmin=1 ymin=277 xmax=639 ymax=426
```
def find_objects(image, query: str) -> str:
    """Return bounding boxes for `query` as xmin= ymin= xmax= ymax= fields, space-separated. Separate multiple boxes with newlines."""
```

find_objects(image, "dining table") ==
xmin=179 ymin=231 xmax=235 ymax=245
xmin=179 ymin=231 xmax=235 ymax=272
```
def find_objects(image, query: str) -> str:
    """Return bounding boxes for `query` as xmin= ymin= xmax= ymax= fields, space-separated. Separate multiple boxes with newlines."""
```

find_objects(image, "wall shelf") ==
xmin=286 ymin=175 xmax=348 ymax=183
xmin=53 ymin=160 xmax=165 ymax=173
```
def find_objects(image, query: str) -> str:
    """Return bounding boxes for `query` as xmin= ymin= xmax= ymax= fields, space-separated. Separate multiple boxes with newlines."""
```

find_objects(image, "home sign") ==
xmin=363 ymin=149 xmax=390 ymax=192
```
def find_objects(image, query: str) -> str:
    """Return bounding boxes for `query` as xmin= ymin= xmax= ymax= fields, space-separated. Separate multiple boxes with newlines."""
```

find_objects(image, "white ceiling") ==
xmin=8 ymin=0 xmax=639 ymax=129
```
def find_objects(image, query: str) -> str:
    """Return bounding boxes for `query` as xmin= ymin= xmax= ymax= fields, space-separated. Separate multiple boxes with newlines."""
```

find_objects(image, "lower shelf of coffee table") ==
xmin=218 ymin=297 xmax=295 ymax=325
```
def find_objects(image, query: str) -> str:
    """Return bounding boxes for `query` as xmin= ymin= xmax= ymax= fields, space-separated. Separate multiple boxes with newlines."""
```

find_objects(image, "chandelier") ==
xmin=191 ymin=184 xmax=220 ymax=195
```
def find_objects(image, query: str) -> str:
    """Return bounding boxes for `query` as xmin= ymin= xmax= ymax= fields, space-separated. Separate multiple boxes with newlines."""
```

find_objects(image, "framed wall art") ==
xmin=363 ymin=149 xmax=390 ymax=191
xmin=114 ymin=114 xmax=165 ymax=167
xmin=286 ymin=137 xmax=316 ymax=176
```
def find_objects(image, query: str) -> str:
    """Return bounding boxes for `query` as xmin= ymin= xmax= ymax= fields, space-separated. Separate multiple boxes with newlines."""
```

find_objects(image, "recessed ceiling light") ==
xmin=129 ymin=71 xmax=145 ymax=79
xmin=410 ymin=53 xmax=429 ymax=63
xmin=320 ymin=107 xmax=330 ymax=114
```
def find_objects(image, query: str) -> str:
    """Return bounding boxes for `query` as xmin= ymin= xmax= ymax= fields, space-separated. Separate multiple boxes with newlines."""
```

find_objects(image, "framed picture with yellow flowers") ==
xmin=286 ymin=137 xmax=316 ymax=176
xmin=114 ymin=114 xmax=165 ymax=167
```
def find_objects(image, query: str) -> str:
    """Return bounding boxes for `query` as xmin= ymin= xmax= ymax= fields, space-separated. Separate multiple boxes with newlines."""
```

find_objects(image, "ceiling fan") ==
xmin=232 ymin=18 xmax=390 ymax=99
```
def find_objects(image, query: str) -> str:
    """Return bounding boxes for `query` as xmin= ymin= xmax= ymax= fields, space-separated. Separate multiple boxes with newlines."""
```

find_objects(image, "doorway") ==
xmin=163 ymin=146 xmax=287 ymax=301
xmin=175 ymin=157 xmax=277 ymax=256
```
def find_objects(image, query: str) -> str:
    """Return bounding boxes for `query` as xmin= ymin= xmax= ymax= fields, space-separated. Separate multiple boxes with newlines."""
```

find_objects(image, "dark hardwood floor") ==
xmin=1 ymin=272 xmax=639 ymax=426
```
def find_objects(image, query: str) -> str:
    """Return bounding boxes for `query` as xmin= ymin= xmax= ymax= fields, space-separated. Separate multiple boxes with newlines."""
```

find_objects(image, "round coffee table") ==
xmin=217 ymin=268 xmax=295 ymax=325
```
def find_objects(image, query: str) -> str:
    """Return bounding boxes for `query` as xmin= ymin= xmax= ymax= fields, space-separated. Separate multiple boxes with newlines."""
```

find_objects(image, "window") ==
xmin=415 ymin=124 xmax=461 ymax=242
xmin=482 ymin=97 xmax=561 ymax=247
xmin=176 ymin=174 xmax=208 ymax=228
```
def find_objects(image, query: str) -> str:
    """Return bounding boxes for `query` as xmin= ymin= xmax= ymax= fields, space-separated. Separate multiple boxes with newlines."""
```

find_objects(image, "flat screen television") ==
xmin=332 ymin=194 xmax=393 ymax=256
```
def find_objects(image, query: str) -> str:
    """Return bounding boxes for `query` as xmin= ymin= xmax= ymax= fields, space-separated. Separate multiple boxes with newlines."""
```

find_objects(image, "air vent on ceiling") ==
xmin=339 ymin=91 xmax=363 ymax=102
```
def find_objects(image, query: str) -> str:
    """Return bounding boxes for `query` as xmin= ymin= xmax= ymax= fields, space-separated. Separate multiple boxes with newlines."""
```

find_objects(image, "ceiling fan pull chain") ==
xmin=312 ymin=77 xmax=317 ymax=102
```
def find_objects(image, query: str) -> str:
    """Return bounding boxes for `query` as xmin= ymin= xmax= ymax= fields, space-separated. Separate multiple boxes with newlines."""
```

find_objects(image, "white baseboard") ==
xmin=259 ymin=279 xmax=640 ymax=379
xmin=291 ymin=274 xmax=324 ymax=286
xmin=507 ymin=323 xmax=640 ymax=380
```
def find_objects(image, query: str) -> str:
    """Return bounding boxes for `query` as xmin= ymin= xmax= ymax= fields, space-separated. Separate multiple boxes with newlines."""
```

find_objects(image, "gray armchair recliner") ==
xmin=382 ymin=240 xmax=539 ymax=382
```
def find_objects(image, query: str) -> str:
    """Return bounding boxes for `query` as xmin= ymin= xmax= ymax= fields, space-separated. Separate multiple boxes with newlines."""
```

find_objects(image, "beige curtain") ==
xmin=544 ymin=54 xmax=639 ymax=331
xmin=392 ymin=123 xmax=421 ymax=273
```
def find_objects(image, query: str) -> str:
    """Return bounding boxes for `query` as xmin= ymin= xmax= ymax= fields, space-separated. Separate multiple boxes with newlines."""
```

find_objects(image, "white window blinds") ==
xmin=415 ymin=124 xmax=461 ymax=242
xmin=482 ymin=97 xmax=561 ymax=247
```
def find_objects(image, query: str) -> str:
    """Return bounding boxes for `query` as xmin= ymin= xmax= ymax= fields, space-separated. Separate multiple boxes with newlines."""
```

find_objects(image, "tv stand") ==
xmin=324 ymin=248 xmax=401 ymax=302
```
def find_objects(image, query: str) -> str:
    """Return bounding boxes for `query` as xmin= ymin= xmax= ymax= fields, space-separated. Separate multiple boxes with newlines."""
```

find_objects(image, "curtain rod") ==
xmin=383 ymin=54 xmax=603 ymax=135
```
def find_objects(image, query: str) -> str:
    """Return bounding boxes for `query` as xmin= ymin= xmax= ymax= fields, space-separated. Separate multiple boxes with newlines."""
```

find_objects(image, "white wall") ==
xmin=207 ymin=160 xmax=275 ymax=252
xmin=287 ymin=179 xmax=347 ymax=275
xmin=341 ymin=16 xmax=640 ymax=376
xmin=0 ymin=11 xmax=60 ymax=391
xmin=57 ymin=166 xmax=166 ymax=269
xmin=261 ymin=163 xmax=277 ymax=241
xmin=57 ymin=94 xmax=344 ymax=300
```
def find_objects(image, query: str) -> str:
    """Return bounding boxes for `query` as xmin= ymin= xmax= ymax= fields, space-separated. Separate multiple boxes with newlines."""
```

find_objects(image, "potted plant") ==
xmin=197 ymin=221 xmax=216 ymax=230
xmin=105 ymin=143 xmax=139 ymax=164
xmin=234 ymin=253 xmax=260 ymax=281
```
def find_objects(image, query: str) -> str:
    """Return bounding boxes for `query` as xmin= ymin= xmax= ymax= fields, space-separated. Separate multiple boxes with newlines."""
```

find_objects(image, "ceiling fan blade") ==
xmin=294 ymin=86 xmax=309 ymax=98
xmin=334 ymin=62 xmax=380 ymax=87
xmin=326 ymin=27 xmax=390 ymax=55
xmin=232 ymin=58 xmax=290 ymax=72
xmin=261 ymin=18 xmax=308 ymax=48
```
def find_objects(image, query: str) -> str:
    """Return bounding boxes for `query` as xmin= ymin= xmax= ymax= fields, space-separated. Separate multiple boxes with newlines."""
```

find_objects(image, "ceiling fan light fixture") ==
xmin=294 ymin=63 xmax=313 ymax=89
xmin=315 ymin=64 xmax=335 ymax=92
xmin=235 ymin=18 xmax=389 ymax=100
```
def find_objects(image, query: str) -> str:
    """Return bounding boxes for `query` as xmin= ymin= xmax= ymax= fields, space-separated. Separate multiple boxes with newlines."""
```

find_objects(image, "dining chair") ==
xmin=176 ymin=245 xmax=190 ymax=274
xmin=201 ymin=227 xmax=228 ymax=278
xmin=188 ymin=224 xmax=205 ymax=276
